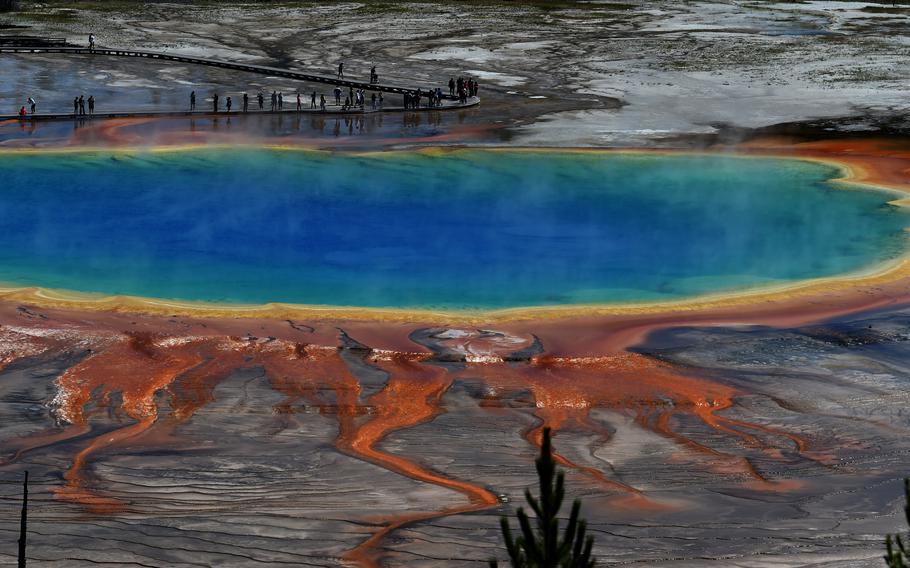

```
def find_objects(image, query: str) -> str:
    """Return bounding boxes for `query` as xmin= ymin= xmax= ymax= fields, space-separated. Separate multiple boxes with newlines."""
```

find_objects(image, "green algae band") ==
xmin=0 ymin=149 xmax=906 ymax=309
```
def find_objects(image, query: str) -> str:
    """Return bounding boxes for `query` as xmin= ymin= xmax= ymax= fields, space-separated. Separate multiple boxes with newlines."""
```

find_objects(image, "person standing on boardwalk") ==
xmin=226 ymin=96 xmax=232 ymax=112
xmin=243 ymin=92 xmax=249 ymax=112
xmin=257 ymin=92 xmax=264 ymax=110
xmin=213 ymin=92 xmax=219 ymax=112
xmin=78 ymin=95 xmax=86 ymax=116
xmin=27 ymin=97 xmax=35 ymax=114
xmin=190 ymin=90 xmax=196 ymax=110
xmin=448 ymin=77 xmax=455 ymax=96
xmin=88 ymin=33 xmax=95 ymax=50
xmin=334 ymin=87 xmax=342 ymax=106
xmin=270 ymin=91 xmax=277 ymax=112
xmin=320 ymin=94 xmax=326 ymax=112
xmin=73 ymin=97 xmax=79 ymax=117
xmin=88 ymin=95 xmax=95 ymax=116
xmin=278 ymin=92 xmax=283 ymax=110
xmin=296 ymin=92 xmax=301 ymax=111
xmin=337 ymin=62 xmax=344 ymax=79
xmin=311 ymin=91 xmax=317 ymax=109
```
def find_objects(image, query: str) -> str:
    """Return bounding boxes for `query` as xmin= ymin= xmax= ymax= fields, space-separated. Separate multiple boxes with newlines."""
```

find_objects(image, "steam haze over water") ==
xmin=0 ymin=149 xmax=905 ymax=309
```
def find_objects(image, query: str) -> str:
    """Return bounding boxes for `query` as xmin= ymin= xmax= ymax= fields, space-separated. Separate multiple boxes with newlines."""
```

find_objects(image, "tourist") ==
xmin=88 ymin=33 xmax=95 ymax=50
xmin=27 ymin=97 xmax=36 ymax=114
xmin=296 ymin=92 xmax=301 ymax=111
xmin=258 ymin=91 xmax=264 ymax=110
xmin=243 ymin=92 xmax=249 ymax=112
xmin=278 ymin=92 xmax=283 ymax=110
xmin=311 ymin=91 xmax=317 ymax=109
xmin=226 ymin=96 xmax=232 ymax=112
xmin=270 ymin=91 xmax=277 ymax=112
xmin=190 ymin=90 xmax=196 ymax=110
xmin=343 ymin=96 xmax=350 ymax=110
xmin=370 ymin=65 xmax=378 ymax=84
xmin=213 ymin=92 xmax=219 ymax=112
xmin=18 ymin=106 xmax=26 ymax=118
xmin=348 ymin=86 xmax=354 ymax=105
xmin=334 ymin=87 xmax=342 ymax=106
xmin=73 ymin=97 xmax=79 ymax=116
xmin=337 ymin=61 xmax=344 ymax=79
xmin=378 ymin=92 xmax=383 ymax=107
xmin=456 ymin=76 xmax=464 ymax=94
xmin=448 ymin=77 xmax=455 ymax=97
xmin=320 ymin=94 xmax=326 ymax=112
xmin=88 ymin=95 xmax=95 ymax=116
xmin=78 ymin=95 xmax=85 ymax=116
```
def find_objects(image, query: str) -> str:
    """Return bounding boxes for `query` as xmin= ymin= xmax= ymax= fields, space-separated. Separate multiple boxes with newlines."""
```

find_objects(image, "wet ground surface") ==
xmin=0 ymin=2 xmax=909 ymax=567
xmin=0 ymin=304 xmax=908 ymax=566
xmin=1 ymin=0 xmax=909 ymax=146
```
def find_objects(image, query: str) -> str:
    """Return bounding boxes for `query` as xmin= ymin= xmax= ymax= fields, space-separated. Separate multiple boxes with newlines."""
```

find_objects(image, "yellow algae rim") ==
xmin=0 ymin=145 xmax=907 ymax=324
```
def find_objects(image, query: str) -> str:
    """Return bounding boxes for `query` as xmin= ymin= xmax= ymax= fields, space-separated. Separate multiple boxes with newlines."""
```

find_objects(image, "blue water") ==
xmin=0 ymin=149 xmax=905 ymax=309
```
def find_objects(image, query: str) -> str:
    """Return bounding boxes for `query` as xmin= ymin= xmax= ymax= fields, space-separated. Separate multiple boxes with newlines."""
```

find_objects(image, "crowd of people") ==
xmin=13 ymin=61 xmax=479 ymax=119
xmin=449 ymin=76 xmax=480 ymax=103
xmin=201 ymin=85 xmax=382 ymax=114
xmin=191 ymin=65 xmax=478 ymax=114
xmin=404 ymin=87 xmax=446 ymax=109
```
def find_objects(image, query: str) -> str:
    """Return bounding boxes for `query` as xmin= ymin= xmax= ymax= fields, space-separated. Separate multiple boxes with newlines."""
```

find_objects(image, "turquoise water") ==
xmin=0 ymin=149 xmax=906 ymax=309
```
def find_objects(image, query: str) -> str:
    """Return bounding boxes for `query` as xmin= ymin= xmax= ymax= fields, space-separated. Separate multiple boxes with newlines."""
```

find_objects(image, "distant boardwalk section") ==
xmin=0 ymin=44 xmax=480 ymax=118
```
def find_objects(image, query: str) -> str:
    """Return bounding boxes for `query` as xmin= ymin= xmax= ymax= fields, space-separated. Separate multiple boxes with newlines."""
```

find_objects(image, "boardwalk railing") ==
xmin=0 ymin=45 xmax=426 ymax=95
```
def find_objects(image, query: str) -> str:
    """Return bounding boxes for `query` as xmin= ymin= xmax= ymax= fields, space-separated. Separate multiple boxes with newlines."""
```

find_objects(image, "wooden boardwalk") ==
xmin=0 ymin=97 xmax=480 ymax=122
xmin=0 ymin=45 xmax=436 ymax=95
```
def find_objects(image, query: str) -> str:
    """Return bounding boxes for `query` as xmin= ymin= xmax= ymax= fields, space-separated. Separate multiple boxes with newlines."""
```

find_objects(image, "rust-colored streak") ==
xmin=254 ymin=345 xmax=498 ymax=566
xmin=340 ymin=353 xmax=498 ymax=568
xmin=166 ymin=340 xmax=249 ymax=422
xmin=257 ymin=343 xmax=364 ymax=429
xmin=457 ymin=353 xmax=811 ymax=490
xmin=341 ymin=354 xmax=495 ymax=504
xmin=51 ymin=333 xmax=205 ymax=510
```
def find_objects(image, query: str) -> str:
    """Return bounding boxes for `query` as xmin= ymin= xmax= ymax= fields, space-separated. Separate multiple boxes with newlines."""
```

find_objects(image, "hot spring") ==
xmin=0 ymin=149 xmax=906 ymax=310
